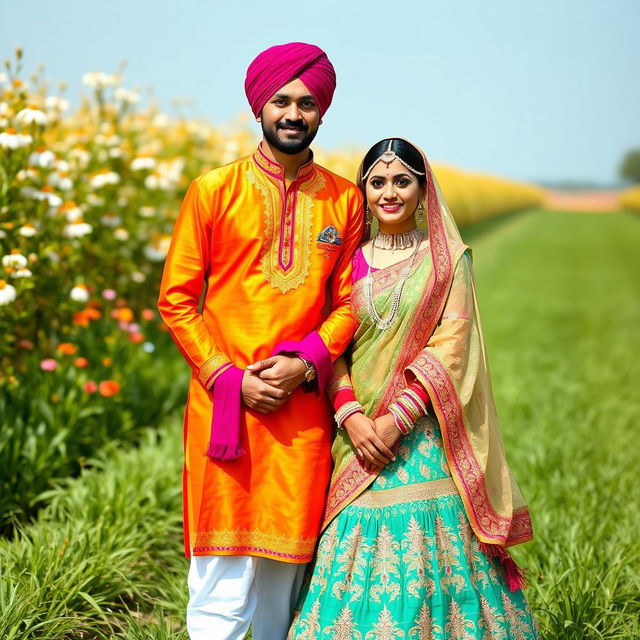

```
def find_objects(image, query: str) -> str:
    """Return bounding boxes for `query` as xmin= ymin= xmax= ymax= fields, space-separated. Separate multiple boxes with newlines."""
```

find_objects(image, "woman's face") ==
xmin=365 ymin=159 xmax=424 ymax=232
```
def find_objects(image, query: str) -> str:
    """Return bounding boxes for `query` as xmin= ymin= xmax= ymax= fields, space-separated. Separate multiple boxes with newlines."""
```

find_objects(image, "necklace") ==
xmin=373 ymin=227 xmax=423 ymax=251
xmin=365 ymin=231 xmax=424 ymax=331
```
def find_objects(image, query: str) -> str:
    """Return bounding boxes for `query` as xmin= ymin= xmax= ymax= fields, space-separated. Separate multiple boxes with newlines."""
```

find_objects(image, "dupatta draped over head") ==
xmin=323 ymin=138 xmax=533 ymax=549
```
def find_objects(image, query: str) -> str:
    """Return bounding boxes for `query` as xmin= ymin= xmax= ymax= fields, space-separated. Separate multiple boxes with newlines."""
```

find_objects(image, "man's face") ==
xmin=259 ymin=77 xmax=321 ymax=155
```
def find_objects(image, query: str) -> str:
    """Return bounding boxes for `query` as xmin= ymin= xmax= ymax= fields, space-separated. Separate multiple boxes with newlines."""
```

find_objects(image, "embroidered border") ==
xmin=409 ymin=352 xmax=533 ymax=546
xmin=350 ymin=477 xmax=458 ymax=509
xmin=191 ymin=527 xmax=316 ymax=561
xmin=246 ymin=163 xmax=325 ymax=293
xmin=198 ymin=353 xmax=232 ymax=388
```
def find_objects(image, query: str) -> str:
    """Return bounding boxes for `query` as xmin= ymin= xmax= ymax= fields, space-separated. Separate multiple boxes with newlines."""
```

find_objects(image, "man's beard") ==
xmin=261 ymin=118 xmax=318 ymax=155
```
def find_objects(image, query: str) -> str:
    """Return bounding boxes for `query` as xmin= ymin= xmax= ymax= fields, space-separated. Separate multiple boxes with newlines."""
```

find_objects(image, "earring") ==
xmin=416 ymin=201 xmax=425 ymax=222
xmin=365 ymin=205 xmax=372 ymax=224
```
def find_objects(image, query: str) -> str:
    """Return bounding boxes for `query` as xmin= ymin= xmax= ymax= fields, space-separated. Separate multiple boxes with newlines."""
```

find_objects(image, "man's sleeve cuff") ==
xmin=273 ymin=331 xmax=333 ymax=395
xmin=198 ymin=353 xmax=233 ymax=389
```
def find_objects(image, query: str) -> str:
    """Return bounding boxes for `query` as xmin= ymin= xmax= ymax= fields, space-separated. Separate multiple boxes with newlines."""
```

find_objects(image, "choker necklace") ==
xmin=373 ymin=228 xmax=423 ymax=251
xmin=365 ymin=230 xmax=424 ymax=330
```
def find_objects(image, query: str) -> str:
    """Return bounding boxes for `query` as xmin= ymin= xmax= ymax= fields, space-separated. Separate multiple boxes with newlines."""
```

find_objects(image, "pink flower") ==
xmin=84 ymin=380 xmax=98 ymax=393
xmin=102 ymin=288 xmax=117 ymax=300
xmin=141 ymin=308 xmax=155 ymax=321
xmin=128 ymin=322 xmax=140 ymax=333
xmin=40 ymin=358 xmax=58 ymax=371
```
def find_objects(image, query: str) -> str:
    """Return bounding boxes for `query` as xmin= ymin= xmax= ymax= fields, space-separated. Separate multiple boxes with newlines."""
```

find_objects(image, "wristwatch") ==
xmin=297 ymin=356 xmax=317 ymax=382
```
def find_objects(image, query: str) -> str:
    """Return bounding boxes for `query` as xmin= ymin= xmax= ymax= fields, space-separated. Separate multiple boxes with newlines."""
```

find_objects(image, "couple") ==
xmin=158 ymin=42 xmax=539 ymax=639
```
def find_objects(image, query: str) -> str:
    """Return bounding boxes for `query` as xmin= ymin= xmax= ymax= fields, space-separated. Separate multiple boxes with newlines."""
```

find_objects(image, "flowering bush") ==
xmin=619 ymin=186 xmax=640 ymax=212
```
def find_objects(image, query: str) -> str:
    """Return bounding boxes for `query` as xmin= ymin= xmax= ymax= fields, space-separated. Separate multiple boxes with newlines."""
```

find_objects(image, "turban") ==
xmin=244 ymin=42 xmax=336 ymax=117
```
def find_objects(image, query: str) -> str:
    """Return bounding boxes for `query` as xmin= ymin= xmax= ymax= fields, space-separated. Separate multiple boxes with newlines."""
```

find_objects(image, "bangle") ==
xmin=388 ymin=404 xmax=412 ymax=435
xmin=335 ymin=400 xmax=364 ymax=428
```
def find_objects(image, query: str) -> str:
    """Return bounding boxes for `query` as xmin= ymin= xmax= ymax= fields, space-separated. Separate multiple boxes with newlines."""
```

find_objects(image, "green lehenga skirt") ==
xmin=288 ymin=416 xmax=539 ymax=639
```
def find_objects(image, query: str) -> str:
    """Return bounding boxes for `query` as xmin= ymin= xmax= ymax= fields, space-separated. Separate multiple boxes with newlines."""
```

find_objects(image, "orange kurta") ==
xmin=158 ymin=146 xmax=363 ymax=562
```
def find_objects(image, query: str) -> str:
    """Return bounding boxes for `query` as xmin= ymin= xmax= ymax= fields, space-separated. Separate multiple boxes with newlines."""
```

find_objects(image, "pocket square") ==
xmin=317 ymin=225 xmax=342 ymax=245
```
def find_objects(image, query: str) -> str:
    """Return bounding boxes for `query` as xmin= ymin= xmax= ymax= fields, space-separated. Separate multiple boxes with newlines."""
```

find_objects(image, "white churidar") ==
xmin=187 ymin=555 xmax=307 ymax=640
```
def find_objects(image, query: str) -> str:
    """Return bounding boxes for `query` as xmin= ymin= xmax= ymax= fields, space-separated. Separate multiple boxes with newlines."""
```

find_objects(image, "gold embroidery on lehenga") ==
xmin=331 ymin=521 xmax=368 ymax=602
xmin=309 ymin=519 xmax=340 ymax=595
xmin=408 ymin=602 xmax=443 ymax=640
xmin=292 ymin=600 xmax=321 ymax=640
xmin=445 ymin=600 xmax=477 ymax=640
xmin=478 ymin=595 xmax=507 ymax=640
xmin=364 ymin=605 xmax=404 ymax=640
xmin=369 ymin=524 xmax=401 ymax=602
xmin=350 ymin=477 xmax=458 ymax=509
xmin=435 ymin=516 xmax=466 ymax=595
xmin=401 ymin=516 xmax=436 ymax=598
xmin=324 ymin=604 xmax=362 ymax=640
xmin=457 ymin=511 xmax=499 ymax=588
xmin=501 ymin=592 xmax=534 ymax=640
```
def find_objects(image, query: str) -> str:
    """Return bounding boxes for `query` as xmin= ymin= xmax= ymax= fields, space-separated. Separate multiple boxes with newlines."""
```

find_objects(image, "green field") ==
xmin=1 ymin=209 xmax=639 ymax=639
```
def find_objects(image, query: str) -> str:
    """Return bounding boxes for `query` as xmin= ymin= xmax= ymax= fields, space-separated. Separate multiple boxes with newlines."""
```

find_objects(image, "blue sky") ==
xmin=2 ymin=0 xmax=638 ymax=183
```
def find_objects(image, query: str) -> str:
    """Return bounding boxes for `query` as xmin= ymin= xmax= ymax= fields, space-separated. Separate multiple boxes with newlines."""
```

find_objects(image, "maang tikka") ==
xmin=361 ymin=139 xmax=426 ymax=181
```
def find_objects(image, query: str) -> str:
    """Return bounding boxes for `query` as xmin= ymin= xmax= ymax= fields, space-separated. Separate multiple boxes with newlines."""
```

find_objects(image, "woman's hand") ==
xmin=374 ymin=413 xmax=402 ymax=451
xmin=343 ymin=412 xmax=396 ymax=473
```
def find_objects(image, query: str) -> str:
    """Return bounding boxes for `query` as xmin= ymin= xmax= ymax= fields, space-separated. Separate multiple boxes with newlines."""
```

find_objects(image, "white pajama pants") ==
xmin=187 ymin=555 xmax=307 ymax=640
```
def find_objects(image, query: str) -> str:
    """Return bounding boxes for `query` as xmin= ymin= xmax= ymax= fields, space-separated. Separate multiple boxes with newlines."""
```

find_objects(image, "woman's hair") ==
xmin=361 ymin=138 xmax=427 ymax=187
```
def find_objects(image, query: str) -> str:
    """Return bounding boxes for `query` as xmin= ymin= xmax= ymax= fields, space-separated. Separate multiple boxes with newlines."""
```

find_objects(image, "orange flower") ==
xmin=73 ymin=311 xmax=90 ymax=327
xmin=129 ymin=332 xmax=145 ymax=343
xmin=99 ymin=380 xmax=120 ymax=397
xmin=57 ymin=342 xmax=77 ymax=355
xmin=84 ymin=307 xmax=102 ymax=320
xmin=112 ymin=307 xmax=134 ymax=323
xmin=74 ymin=357 xmax=89 ymax=368
xmin=102 ymin=357 xmax=112 ymax=367
xmin=141 ymin=308 xmax=155 ymax=321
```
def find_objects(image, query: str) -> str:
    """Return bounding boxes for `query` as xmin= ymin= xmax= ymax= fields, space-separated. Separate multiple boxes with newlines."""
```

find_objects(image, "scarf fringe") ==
xmin=479 ymin=542 xmax=526 ymax=592
xmin=206 ymin=443 xmax=244 ymax=461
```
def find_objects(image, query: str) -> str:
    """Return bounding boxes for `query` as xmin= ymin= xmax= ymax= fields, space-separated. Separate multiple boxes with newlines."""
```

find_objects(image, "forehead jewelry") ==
xmin=362 ymin=140 xmax=426 ymax=181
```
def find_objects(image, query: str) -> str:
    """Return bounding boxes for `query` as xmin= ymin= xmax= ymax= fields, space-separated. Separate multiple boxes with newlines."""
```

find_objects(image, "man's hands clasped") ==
xmin=241 ymin=355 xmax=307 ymax=414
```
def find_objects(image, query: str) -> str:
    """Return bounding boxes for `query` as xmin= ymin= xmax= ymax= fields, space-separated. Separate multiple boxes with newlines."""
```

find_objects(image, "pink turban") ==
xmin=244 ymin=42 xmax=336 ymax=117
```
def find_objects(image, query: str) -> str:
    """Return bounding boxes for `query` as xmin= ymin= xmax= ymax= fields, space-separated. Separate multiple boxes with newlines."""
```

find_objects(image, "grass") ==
xmin=1 ymin=208 xmax=639 ymax=639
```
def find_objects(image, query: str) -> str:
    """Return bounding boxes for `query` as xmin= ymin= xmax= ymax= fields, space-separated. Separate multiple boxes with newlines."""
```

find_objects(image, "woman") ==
xmin=288 ymin=138 xmax=539 ymax=638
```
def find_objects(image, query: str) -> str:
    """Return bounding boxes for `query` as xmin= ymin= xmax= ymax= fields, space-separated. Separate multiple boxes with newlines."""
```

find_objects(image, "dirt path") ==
xmin=543 ymin=190 xmax=621 ymax=212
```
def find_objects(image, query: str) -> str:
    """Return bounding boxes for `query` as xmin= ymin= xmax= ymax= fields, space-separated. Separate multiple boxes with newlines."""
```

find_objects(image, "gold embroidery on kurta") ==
xmin=246 ymin=163 xmax=326 ymax=293
xmin=192 ymin=527 xmax=315 ymax=559
xmin=198 ymin=352 xmax=231 ymax=387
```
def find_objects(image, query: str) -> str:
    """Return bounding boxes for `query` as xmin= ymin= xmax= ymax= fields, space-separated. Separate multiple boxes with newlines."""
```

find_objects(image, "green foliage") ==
xmin=619 ymin=149 xmax=640 ymax=184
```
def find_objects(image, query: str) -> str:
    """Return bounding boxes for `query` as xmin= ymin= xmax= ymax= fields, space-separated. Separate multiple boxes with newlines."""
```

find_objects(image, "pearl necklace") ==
xmin=364 ymin=231 xmax=424 ymax=331
xmin=373 ymin=228 xmax=423 ymax=251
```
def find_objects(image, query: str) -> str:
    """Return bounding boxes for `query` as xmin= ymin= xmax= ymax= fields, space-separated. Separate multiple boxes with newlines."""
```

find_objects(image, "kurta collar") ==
xmin=252 ymin=143 xmax=315 ymax=184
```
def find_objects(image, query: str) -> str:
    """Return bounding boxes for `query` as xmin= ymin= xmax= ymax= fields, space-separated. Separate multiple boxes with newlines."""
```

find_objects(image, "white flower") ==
xmin=144 ymin=235 xmax=171 ymax=262
xmin=82 ymin=72 xmax=120 ymax=89
xmin=2 ymin=252 xmax=28 ymax=269
xmin=138 ymin=206 xmax=156 ymax=218
xmin=0 ymin=280 xmax=17 ymax=305
xmin=86 ymin=193 xmax=105 ymax=207
xmin=11 ymin=268 xmax=32 ymax=278
xmin=32 ymin=189 xmax=63 ymax=207
xmin=131 ymin=270 xmax=146 ymax=283
xmin=101 ymin=213 xmax=121 ymax=227
xmin=70 ymin=283 xmax=90 ymax=302
xmin=0 ymin=129 xmax=33 ymax=149
xmin=16 ymin=168 xmax=38 ymax=181
xmin=16 ymin=106 xmax=48 ymax=126
xmin=131 ymin=156 xmax=156 ymax=171
xmin=55 ymin=159 xmax=70 ymax=173
xmin=18 ymin=224 xmax=37 ymax=237
xmin=64 ymin=220 xmax=93 ymax=238
xmin=47 ymin=172 xmax=73 ymax=191
xmin=95 ymin=132 xmax=122 ymax=147
xmin=114 ymin=87 xmax=140 ymax=103
xmin=0 ymin=74 xmax=7 ymax=84
xmin=153 ymin=113 xmax=170 ymax=128
xmin=69 ymin=146 xmax=90 ymax=168
xmin=0 ymin=102 xmax=10 ymax=116
xmin=114 ymin=227 xmax=129 ymax=241
xmin=29 ymin=148 xmax=56 ymax=168
xmin=108 ymin=147 xmax=123 ymax=158
xmin=89 ymin=170 xmax=120 ymax=188
xmin=44 ymin=96 xmax=70 ymax=112
xmin=61 ymin=203 xmax=84 ymax=221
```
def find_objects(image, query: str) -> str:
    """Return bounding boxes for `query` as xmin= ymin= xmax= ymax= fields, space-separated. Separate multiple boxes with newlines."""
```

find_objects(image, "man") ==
xmin=157 ymin=42 xmax=364 ymax=639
